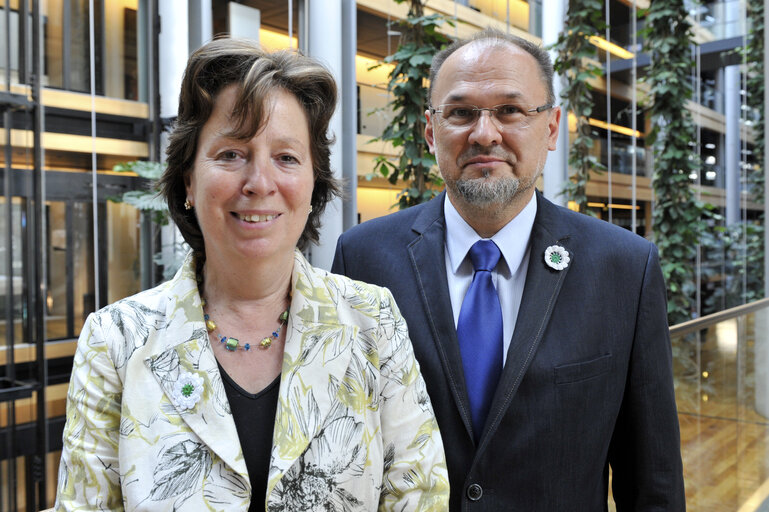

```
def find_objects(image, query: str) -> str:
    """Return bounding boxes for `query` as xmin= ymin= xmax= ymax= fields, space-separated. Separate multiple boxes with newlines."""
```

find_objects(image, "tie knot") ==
xmin=469 ymin=240 xmax=501 ymax=272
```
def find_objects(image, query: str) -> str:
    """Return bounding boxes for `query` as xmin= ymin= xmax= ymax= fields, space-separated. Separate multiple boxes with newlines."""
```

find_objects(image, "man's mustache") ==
xmin=457 ymin=146 xmax=515 ymax=168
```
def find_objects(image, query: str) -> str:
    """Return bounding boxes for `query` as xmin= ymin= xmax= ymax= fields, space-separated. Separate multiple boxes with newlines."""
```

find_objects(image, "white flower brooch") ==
xmin=171 ymin=371 xmax=204 ymax=411
xmin=544 ymin=245 xmax=570 ymax=271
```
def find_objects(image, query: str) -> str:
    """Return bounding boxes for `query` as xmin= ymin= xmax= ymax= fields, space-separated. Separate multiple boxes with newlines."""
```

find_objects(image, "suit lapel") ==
xmin=479 ymin=193 xmax=574 ymax=448
xmin=408 ymin=192 xmax=475 ymax=440
xmin=143 ymin=255 xmax=248 ymax=482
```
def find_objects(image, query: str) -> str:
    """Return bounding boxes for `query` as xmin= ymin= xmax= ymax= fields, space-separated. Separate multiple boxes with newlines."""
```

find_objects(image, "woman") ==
xmin=55 ymin=38 xmax=448 ymax=511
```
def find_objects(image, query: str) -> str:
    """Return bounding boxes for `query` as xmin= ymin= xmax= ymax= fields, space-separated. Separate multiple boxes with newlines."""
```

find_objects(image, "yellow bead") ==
xmin=206 ymin=319 xmax=216 ymax=332
xmin=260 ymin=337 xmax=273 ymax=348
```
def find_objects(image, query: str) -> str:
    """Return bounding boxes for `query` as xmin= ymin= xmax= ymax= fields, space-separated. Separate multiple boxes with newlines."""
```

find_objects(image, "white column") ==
xmin=341 ymin=0 xmax=358 ymax=231
xmin=158 ymin=0 xmax=189 ymax=279
xmin=188 ymin=0 xmax=213 ymax=53
xmin=541 ymin=0 xmax=569 ymax=206
xmin=755 ymin=308 xmax=769 ymax=418
xmin=158 ymin=0 xmax=188 ymax=119
xmin=724 ymin=64 xmax=740 ymax=225
xmin=307 ymin=0 xmax=344 ymax=270
xmin=764 ymin=0 xmax=768 ymax=299
xmin=757 ymin=0 xmax=769 ymax=419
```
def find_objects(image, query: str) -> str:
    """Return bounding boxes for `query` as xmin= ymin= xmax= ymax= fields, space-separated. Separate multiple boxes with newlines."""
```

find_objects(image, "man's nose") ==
xmin=468 ymin=111 xmax=502 ymax=146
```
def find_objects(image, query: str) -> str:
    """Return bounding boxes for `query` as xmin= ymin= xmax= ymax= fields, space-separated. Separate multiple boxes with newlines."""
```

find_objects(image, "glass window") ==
xmin=39 ymin=0 xmax=144 ymax=100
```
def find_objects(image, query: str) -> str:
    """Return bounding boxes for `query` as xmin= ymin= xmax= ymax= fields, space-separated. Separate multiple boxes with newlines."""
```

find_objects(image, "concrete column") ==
xmin=541 ymin=0 xmax=568 ymax=206
xmin=158 ymin=0 xmax=188 ymax=119
xmin=188 ymin=0 xmax=213 ymax=53
xmin=757 ymin=0 xmax=769 ymax=420
xmin=341 ymin=0 xmax=357 ymax=231
xmin=756 ymin=308 xmax=769 ymax=418
xmin=724 ymin=64 xmax=740 ymax=225
xmin=307 ymin=0 xmax=344 ymax=270
xmin=764 ymin=0 xmax=768 ymax=300
xmin=157 ymin=0 xmax=189 ymax=280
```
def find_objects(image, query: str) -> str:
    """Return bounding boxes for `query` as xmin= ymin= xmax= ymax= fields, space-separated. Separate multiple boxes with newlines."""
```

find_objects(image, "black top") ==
xmin=219 ymin=363 xmax=281 ymax=512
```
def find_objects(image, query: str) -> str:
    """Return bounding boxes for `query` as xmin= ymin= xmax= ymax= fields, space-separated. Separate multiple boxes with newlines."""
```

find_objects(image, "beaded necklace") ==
xmin=202 ymin=298 xmax=289 ymax=351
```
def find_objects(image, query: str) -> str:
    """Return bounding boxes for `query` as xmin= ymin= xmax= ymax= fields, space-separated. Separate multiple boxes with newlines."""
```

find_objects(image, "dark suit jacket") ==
xmin=332 ymin=191 xmax=685 ymax=511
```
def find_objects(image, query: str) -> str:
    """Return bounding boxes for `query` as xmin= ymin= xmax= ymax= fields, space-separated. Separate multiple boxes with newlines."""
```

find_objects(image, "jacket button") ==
xmin=467 ymin=483 xmax=483 ymax=501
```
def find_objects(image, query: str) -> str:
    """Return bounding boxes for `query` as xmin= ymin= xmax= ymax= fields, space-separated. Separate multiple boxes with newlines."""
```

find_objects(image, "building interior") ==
xmin=1 ymin=0 xmax=768 ymax=510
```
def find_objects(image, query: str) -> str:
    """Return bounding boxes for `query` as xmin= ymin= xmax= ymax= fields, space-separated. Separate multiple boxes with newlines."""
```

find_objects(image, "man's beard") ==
xmin=452 ymin=171 xmax=520 ymax=207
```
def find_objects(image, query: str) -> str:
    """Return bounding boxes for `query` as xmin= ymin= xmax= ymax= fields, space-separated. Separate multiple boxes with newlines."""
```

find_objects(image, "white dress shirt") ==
xmin=444 ymin=192 xmax=537 ymax=366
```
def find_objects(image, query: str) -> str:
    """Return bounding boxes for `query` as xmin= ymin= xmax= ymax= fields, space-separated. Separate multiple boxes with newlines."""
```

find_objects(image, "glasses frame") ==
xmin=428 ymin=102 xmax=555 ymax=128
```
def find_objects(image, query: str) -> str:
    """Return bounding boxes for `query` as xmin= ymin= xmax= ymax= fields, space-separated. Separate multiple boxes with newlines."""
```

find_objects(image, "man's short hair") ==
xmin=428 ymin=28 xmax=556 ymax=107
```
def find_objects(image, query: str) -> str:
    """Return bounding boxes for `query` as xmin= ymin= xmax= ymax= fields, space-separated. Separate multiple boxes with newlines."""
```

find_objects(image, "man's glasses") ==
xmin=429 ymin=103 xmax=554 ymax=129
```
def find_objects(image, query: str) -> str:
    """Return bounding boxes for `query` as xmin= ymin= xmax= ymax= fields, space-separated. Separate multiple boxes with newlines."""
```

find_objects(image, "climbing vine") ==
xmin=371 ymin=0 xmax=451 ymax=209
xmin=744 ymin=0 xmax=766 ymax=300
xmin=746 ymin=0 xmax=765 ymax=202
xmin=552 ymin=0 xmax=606 ymax=213
xmin=641 ymin=1 xmax=705 ymax=324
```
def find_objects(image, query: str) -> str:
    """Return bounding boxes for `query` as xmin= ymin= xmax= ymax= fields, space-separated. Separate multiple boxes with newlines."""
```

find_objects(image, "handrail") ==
xmin=669 ymin=297 xmax=769 ymax=337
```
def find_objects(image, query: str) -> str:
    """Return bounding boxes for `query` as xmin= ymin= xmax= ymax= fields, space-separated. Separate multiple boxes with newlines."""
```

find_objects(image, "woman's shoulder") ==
xmin=294 ymin=250 xmax=397 ymax=314
xmin=89 ymin=256 xmax=197 ymax=327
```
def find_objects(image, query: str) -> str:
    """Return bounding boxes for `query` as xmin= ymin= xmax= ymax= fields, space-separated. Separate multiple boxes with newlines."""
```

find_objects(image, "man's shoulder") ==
xmin=341 ymin=198 xmax=437 ymax=242
xmin=539 ymin=196 xmax=655 ymax=256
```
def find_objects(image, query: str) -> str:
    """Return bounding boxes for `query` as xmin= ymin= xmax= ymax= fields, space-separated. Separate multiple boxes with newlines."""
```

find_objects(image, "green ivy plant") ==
xmin=641 ymin=1 xmax=706 ymax=324
xmin=701 ymin=220 xmax=765 ymax=313
xmin=744 ymin=0 xmax=766 ymax=300
xmin=746 ymin=0 xmax=765 ymax=202
xmin=552 ymin=0 xmax=606 ymax=213
xmin=371 ymin=0 xmax=451 ymax=209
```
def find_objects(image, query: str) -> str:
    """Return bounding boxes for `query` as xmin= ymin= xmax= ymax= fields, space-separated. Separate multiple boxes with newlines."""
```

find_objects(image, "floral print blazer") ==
xmin=55 ymin=250 xmax=449 ymax=511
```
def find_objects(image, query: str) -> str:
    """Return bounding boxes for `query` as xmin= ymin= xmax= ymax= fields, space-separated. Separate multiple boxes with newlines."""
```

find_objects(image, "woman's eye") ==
xmin=219 ymin=150 xmax=240 ymax=161
xmin=279 ymin=154 xmax=299 ymax=164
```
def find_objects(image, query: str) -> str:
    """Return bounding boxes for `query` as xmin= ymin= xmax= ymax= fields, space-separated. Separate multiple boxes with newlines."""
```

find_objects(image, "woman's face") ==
xmin=186 ymin=85 xmax=314 ymax=266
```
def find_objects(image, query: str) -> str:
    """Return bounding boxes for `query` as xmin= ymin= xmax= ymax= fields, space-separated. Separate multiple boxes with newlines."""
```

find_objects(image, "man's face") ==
xmin=425 ymin=42 xmax=561 ymax=231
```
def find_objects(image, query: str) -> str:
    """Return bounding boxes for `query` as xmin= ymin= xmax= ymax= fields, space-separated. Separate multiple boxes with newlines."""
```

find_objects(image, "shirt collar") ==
xmin=444 ymin=191 xmax=538 ymax=276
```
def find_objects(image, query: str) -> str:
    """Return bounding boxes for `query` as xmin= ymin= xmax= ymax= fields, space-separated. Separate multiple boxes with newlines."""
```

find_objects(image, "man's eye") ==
xmin=497 ymin=105 xmax=523 ymax=116
xmin=447 ymin=106 xmax=474 ymax=118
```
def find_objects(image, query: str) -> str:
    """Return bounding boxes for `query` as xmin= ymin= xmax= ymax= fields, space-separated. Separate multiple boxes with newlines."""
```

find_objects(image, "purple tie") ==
xmin=457 ymin=240 xmax=503 ymax=443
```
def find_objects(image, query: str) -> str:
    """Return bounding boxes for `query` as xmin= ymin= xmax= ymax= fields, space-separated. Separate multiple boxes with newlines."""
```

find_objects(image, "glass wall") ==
xmin=671 ymin=301 xmax=769 ymax=509
xmin=1 ymin=1 xmax=152 ymax=509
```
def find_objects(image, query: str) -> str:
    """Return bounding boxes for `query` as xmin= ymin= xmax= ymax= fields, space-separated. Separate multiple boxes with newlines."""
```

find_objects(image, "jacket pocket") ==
xmin=554 ymin=353 xmax=612 ymax=384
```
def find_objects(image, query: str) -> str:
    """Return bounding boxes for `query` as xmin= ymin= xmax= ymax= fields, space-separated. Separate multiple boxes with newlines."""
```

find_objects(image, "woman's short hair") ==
xmin=160 ymin=38 xmax=340 ymax=257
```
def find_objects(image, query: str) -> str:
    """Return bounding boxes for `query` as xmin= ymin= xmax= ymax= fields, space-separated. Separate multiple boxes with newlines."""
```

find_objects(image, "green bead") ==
xmin=279 ymin=310 xmax=289 ymax=322
xmin=225 ymin=337 xmax=239 ymax=351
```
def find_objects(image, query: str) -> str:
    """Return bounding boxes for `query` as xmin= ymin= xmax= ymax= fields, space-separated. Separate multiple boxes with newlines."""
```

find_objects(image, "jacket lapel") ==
xmin=479 ymin=193 xmax=574 ymax=448
xmin=266 ymin=251 xmax=358 ymax=495
xmin=408 ymin=192 xmax=475 ymax=440
xmin=143 ymin=254 xmax=249 ymax=483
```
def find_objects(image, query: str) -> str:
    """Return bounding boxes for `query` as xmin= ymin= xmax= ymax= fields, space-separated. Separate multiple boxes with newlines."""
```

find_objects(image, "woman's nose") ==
xmin=241 ymin=158 xmax=276 ymax=196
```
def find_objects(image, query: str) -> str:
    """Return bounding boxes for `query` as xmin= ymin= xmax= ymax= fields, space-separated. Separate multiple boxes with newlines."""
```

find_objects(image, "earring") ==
xmin=308 ymin=205 xmax=313 ymax=214
xmin=184 ymin=199 xmax=193 ymax=210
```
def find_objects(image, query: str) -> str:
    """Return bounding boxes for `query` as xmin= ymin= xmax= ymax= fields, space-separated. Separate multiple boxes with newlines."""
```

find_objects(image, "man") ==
xmin=332 ymin=29 xmax=685 ymax=510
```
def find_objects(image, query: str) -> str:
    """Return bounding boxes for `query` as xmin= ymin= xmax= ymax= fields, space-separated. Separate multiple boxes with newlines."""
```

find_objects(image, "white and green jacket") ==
xmin=55 ymin=250 xmax=449 ymax=511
